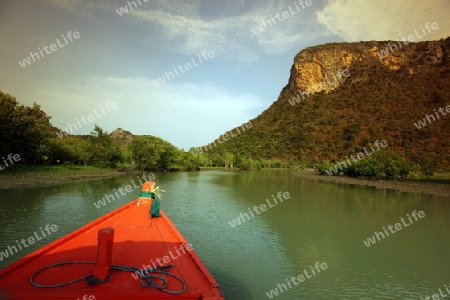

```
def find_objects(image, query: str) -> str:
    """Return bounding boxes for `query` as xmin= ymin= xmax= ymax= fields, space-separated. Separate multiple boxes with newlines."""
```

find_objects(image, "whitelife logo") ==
xmin=376 ymin=22 xmax=439 ymax=58
xmin=414 ymin=104 xmax=450 ymax=129
xmin=93 ymin=172 xmax=156 ymax=209
xmin=191 ymin=122 xmax=253 ymax=157
xmin=325 ymin=140 xmax=388 ymax=176
xmin=56 ymin=102 xmax=118 ymax=138
xmin=421 ymin=283 xmax=450 ymax=300
xmin=0 ymin=153 xmax=21 ymax=171
xmin=363 ymin=210 xmax=425 ymax=247
xmin=288 ymin=69 xmax=350 ymax=106
xmin=18 ymin=31 xmax=81 ymax=68
xmin=0 ymin=224 xmax=58 ymax=261
xmin=265 ymin=262 xmax=328 ymax=298
xmin=116 ymin=0 xmax=146 ymax=16
xmin=131 ymin=243 xmax=194 ymax=280
xmin=153 ymin=50 xmax=215 ymax=87
xmin=77 ymin=296 xmax=95 ymax=300
xmin=251 ymin=0 xmax=313 ymax=35
xmin=228 ymin=191 xmax=290 ymax=228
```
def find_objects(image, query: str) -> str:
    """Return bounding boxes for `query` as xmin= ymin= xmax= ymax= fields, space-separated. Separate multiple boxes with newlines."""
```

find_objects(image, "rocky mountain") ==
xmin=205 ymin=38 xmax=450 ymax=168
xmin=110 ymin=128 xmax=134 ymax=146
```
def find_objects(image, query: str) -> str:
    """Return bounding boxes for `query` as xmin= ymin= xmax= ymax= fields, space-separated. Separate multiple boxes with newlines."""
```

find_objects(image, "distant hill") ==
xmin=204 ymin=38 xmax=450 ymax=169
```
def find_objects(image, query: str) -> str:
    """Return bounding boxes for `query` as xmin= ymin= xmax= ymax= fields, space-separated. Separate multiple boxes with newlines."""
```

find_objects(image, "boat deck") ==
xmin=0 ymin=198 xmax=224 ymax=300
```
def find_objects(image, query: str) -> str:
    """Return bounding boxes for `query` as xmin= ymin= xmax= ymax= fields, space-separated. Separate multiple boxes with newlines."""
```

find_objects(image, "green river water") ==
xmin=0 ymin=170 xmax=449 ymax=299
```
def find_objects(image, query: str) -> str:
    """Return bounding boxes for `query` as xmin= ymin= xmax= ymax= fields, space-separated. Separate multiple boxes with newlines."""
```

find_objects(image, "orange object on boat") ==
xmin=141 ymin=181 xmax=155 ymax=192
xmin=0 ymin=182 xmax=225 ymax=300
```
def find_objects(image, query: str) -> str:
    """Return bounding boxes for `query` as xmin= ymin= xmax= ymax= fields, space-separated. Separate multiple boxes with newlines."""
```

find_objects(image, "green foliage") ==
xmin=291 ymin=160 xmax=311 ymax=171
xmin=4 ymin=37 xmax=450 ymax=178
xmin=0 ymin=164 xmax=112 ymax=174
xmin=0 ymin=91 xmax=54 ymax=164
xmin=158 ymin=145 xmax=184 ymax=170
xmin=88 ymin=126 xmax=123 ymax=168
xmin=50 ymin=136 xmax=92 ymax=165
xmin=128 ymin=136 xmax=191 ymax=171
xmin=0 ymin=89 xmax=207 ymax=171
xmin=315 ymin=161 xmax=335 ymax=174
xmin=223 ymin=152 xmax=234 ymax=167
xmin=129 ymin=136 xmax=163 ymax=170
xmin=419 ymin=157 xmax=437 ymax=176
xmin=237 ymin=157 xmax=255 ymax=170
xmin=198 ymin=39 xmax=450 ymax=170
xmin=344 ymin=151 xmax=419 ymax=179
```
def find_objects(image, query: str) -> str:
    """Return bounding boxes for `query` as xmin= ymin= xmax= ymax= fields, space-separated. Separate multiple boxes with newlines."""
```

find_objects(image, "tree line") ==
xmin=0 ymin=90 xmax=288 ymax=171
xmin=0 ymin=90 xmax=435 ymax=177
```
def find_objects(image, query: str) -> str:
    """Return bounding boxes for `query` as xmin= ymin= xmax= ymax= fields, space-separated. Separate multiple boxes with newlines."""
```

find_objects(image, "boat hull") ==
xmin=0 ymin=198 xmax=224 ymax=300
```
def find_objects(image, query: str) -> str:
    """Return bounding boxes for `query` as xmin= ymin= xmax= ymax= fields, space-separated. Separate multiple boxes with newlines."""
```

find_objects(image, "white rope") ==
xmin=151 ymin=186 xmax=165 ymax=199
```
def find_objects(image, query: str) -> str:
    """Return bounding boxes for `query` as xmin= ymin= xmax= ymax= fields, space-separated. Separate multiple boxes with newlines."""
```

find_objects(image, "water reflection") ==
xmin=0 ymin=170 xmax=449 ymax=299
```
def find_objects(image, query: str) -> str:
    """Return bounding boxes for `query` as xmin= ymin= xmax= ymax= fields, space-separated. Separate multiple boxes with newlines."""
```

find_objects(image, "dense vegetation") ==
xmin=0 ymin=90 xmax=270 ymax=171
xmin=203 ymin=39 xmax=450 ymax=177
xmin=0 ymin=87 xmax=439 ymax=178
xmin=315 ymin=151 xmax=421 ymax=180
xmin=2 ymin=39 xmax=449 ymax=178
xmin=0 ymin=91 xmax=187 ymax=171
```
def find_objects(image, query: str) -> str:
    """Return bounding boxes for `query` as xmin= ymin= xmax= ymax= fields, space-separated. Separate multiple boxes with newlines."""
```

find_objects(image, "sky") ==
xmin=0 ymin=0 xmax=449 ymax=150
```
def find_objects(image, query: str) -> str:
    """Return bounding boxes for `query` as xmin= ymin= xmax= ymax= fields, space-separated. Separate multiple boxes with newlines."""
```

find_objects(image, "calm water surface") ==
xmin=0 ymin=170 xmax=449 ymax=299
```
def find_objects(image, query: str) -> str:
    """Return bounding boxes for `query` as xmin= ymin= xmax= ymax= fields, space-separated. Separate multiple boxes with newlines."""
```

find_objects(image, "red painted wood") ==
xmin=0 ymin=196 xmax=225 ymax=300
xmin=93 ymin=227 xmax=114 ymax=281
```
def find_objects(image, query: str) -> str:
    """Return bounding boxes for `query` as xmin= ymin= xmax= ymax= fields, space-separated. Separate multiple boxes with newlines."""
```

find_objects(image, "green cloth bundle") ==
xmin=150 ymin=197 xmax=161 ymax=218
xmin=139 ymin=191 xmax=155 ymax=198
xmin=138 ymin=191 xmax=161 ymax=218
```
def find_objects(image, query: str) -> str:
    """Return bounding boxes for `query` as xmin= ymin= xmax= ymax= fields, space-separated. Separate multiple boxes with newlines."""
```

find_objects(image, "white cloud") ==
xmin=316 ymin=0 xmax=450 ymax=42
xmin=127 ymin=0 xmax=321 ymax=61
xmin=35 ymin=0 xmax=323 ymax=60
xmin=129 ymin=9 xmax=255 ymax=62
xmin=40 ymin=0 xmax=84 ymax=9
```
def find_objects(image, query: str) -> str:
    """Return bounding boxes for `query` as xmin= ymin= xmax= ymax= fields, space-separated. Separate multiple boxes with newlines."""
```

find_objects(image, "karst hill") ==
xmin=205 ymin=38 xmax=450 ymax=169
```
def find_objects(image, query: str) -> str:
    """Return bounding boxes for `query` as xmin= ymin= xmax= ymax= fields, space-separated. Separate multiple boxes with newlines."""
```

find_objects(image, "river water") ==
xmin=0 ymin=170 xmax=449 ymax=299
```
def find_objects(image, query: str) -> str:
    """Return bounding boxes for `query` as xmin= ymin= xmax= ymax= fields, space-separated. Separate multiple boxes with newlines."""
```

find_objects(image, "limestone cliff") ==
xmin=205 ymin=37 xmax=450 ymax=168
xmin=278 ymin=39 xmax=449 ymax=99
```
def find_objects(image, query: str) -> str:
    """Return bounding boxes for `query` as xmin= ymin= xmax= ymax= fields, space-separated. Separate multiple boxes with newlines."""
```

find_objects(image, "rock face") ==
xmin=205 ymin=37 xmax=450 ymax=168
xmin=278 ymin=38 xmax=449 ymax=99
xmin=111 ymin=128 xmax=134 ymax=145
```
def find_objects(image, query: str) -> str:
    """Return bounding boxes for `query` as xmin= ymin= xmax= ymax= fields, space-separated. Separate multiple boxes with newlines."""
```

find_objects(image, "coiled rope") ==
xmin=30 ymin=262 xmax=186 ymax=295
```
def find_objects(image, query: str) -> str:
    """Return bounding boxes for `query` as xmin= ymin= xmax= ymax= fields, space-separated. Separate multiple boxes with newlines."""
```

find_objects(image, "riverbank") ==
xmin=293 ymin=169 xmax=450 ymax=197
xmin=0 ymin=165 xmax=127 ymax=189
xmin=2 ymin=166 xmax=449 ymax=197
